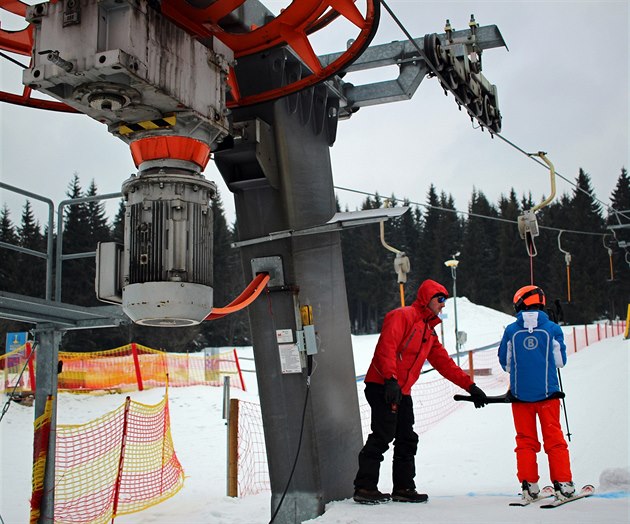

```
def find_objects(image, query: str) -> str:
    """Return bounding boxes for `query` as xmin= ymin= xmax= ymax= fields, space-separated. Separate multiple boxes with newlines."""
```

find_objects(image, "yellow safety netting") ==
xmin=30 ymin=395 xmax=53 ymax=524
xmin=53 ymin=390 xmax=184 ymax=523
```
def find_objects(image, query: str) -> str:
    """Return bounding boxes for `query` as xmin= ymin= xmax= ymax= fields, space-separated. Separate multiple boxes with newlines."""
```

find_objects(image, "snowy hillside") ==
xmin=1 ymin=297 xmax=628 ymax=524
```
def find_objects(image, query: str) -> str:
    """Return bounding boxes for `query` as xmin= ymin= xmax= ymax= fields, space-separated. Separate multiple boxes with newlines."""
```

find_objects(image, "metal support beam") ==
xmin=215 ymin=78 xmax=363 ymax=523
xmin=33 ymin=327 xmax=62 ymax=522
xmin=318 ymin=24 xmax=507 ymax=116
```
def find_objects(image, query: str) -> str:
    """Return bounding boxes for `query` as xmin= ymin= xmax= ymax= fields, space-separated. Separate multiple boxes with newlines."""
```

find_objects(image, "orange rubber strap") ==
xmin=205 ymin=273 xmax=270 ymax=320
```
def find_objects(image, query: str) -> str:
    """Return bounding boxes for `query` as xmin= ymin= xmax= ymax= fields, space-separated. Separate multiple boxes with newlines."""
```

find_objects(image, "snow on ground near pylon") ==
xmin=1 ymin=303 xmax=628 ymax=523
xmin=306 ymin=333 xmax=629 ymax=524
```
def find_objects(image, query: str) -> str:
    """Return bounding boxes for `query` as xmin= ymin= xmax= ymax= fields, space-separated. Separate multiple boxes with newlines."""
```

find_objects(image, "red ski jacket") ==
xmin=364 ymin=279 xmax=474 ymax=395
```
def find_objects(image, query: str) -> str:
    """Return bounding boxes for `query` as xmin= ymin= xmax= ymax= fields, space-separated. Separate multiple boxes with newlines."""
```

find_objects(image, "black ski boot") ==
xmin=353 ymin=488 xmax=391 ymax=504
xmin=391 ymin=488 xmax=429 ymax=503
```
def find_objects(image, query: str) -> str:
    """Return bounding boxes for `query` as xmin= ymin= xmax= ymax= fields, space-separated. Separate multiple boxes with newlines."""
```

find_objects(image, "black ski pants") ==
xmin=354 ymin=382 xmax=419 ymax=491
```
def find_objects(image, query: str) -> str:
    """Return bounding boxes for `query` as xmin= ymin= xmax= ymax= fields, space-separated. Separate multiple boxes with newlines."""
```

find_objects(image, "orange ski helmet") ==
xmin=513 ymin=285 xmax=546 ymax=312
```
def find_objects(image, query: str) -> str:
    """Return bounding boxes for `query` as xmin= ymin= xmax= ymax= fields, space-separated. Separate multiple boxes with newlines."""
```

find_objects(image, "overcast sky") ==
xmin=1 ymin=1 xmax=628 ymax=229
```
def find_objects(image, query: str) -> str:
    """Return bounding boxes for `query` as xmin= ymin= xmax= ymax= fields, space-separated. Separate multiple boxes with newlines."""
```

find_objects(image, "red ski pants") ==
xmin=511 ymin=399 xmax=572 ymax=483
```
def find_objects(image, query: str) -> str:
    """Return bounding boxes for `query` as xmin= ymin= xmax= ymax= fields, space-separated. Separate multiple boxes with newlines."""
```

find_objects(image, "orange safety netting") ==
xmin=53 ymin=390 xmax=184 ymax=524
xmin=0 ymin=343 xmax=246 ymax=394
xmin=56 ymin=344 xmax=245 ymax=392
xmin=232 ymin=322 xmax=627 ymax=497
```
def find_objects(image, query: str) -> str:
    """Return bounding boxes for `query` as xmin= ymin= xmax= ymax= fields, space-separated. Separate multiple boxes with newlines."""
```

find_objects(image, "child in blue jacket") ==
xmin=498 ymin=285 xmax=575 ymax=502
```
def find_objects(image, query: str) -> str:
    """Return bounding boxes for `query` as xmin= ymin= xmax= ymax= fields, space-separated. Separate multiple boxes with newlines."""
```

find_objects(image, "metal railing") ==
xmin=0 ymin=181 xmax=122 ymax=302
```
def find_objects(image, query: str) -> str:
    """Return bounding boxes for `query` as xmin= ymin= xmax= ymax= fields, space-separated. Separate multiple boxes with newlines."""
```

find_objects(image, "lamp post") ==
xmin=445 ymin=253 xmax=461 ymax=366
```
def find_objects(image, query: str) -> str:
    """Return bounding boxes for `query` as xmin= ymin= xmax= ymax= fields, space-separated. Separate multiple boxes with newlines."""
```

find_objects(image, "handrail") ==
xmin=54 ymin=192 xmax=123 ymax=302
xmin=0 ymin=182 xmax=55 ymax=300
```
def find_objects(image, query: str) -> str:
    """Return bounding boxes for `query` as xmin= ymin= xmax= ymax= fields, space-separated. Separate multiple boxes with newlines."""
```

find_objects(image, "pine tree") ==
xmin=17 ymin=200 xmax=46 ymax=298
xmin=62 ymin=173 xmax=95 ymax=306
xmin=459 ymin=189 xmax=501 ymax=309
xmin=434 ymin=192 xmax=464 ymax=287
xmin=534 ymin=194 xmax=572 ymax=316
xmin=341 ymin=199 xmax=365 ymax=333
xmin=86 ymin=179 xmax=111 ymax=245
xmin=200 ymin=190 xmax=250 ymax=346
xmin=112 ymin=199 xmax=126 ymax=244
xmin=0 ymin=204 xmax=19 ymax=293
xmin=496 ymin=190 xmax=527 ymax=313
xmin=341 ymin=194 xmax=392 ymax=333
xmin=606 ymin=168 xmax=630 ymax=319
xmin=417 ymin=185 xmax=441 ymax=283
xmin=564 ymin=169 xmax=606 ymax=322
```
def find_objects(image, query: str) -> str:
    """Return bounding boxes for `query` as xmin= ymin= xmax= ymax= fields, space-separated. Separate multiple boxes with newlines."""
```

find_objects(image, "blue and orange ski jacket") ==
xmin=498 ymin=309 xmax=567 ymax=402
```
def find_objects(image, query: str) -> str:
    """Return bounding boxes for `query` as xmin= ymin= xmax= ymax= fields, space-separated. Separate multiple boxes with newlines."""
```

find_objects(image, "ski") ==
xmin=509 ymin=485 xmax=555 ymax=506
xmin=540 ymin=484 xmax=595 ymax=508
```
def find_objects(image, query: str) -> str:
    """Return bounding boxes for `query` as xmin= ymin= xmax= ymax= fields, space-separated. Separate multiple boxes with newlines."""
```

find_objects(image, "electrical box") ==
xmin=95 ymin=242 xmax=123 ymax=304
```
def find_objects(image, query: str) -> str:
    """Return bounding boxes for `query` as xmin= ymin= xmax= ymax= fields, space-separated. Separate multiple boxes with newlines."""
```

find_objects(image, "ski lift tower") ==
xmin=0 ymin=2 xmax=507 ymax=522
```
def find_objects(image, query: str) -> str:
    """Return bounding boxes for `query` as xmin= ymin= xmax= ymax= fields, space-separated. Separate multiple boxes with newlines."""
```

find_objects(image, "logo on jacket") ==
xmin=524 ymin=336 xmax=538 ymax=350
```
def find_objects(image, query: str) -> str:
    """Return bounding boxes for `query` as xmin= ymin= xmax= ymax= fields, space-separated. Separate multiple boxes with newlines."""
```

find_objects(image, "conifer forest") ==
xmin=1 ymin=168 xmax=628 ymax=353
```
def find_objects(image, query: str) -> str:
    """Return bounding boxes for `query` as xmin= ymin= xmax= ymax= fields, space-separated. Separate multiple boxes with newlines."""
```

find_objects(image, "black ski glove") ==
xmin=384 ymin=378 xmax=402 ymax=405
xmin=468 ymin=383 xmax=488 ymax=408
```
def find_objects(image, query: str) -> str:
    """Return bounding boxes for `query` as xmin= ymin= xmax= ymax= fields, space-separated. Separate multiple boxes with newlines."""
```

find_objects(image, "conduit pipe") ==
xmin=205 ymin=273 xmax=270 ymax=320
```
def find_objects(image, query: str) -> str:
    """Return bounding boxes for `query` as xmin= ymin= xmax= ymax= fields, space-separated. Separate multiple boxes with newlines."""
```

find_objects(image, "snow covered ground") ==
xmin=1 ymin=297 xmax=628 ymax=523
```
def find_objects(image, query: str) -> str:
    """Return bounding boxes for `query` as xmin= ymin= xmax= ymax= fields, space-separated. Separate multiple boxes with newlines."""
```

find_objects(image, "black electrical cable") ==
xmin=334 ymin=184 xmax=612 ymax=237
xmin=269 ymin=355 xmax=313 ymax=524
xmin=0 ymin=51 xmax=28 ymax=69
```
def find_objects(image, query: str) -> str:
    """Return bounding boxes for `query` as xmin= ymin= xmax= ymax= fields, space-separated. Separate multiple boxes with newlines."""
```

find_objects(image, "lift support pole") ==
xmin=215 ymin=73 xmax=362 ymax=522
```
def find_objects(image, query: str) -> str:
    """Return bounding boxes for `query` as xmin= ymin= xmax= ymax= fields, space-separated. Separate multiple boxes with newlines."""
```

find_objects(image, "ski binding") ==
xmin=540 ymin=484 xmax=595 ymax=508
xmin=509 ymin=485 xmax=555 ymax=506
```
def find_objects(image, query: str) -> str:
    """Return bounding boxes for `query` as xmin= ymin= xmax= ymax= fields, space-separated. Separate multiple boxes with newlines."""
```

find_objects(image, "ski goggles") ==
xmin=433 ymin=295 xmax=447 ymax=303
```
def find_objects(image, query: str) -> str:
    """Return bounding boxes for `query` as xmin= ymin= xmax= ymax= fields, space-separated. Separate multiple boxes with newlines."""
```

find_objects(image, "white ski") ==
xmin=509 ymin=485 xmax=555 ymax=506
xmin=540 ymin=484 xmax=595 ymax=509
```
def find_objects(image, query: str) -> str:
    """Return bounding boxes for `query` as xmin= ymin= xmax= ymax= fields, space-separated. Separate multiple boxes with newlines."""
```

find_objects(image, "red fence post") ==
xmin=26 ymin=341 xmax=36 ymax=392
xmin=584 ymin=325 xmax=589 ymax=347
xmin=131 ymin=343 xmax=144 ymax=391
xmin=233 ymin=349 xmax=246 ymax=391
xmin=572 ymin=327 xmax=577 ymax=353
xmin=112 ymin=396 xmax=132 ymax=523
xmin=597 ymin=323 xmax=601 ymax=341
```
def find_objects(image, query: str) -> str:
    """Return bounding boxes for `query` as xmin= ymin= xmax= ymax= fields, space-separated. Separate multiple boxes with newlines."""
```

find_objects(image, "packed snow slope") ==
xmin=1 ymin=297 xmax=628 ymax=523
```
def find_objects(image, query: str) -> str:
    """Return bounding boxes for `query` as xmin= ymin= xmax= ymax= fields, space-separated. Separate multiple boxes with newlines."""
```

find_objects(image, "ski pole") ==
xmin=557 ymin=369 xmax=572 ymax=441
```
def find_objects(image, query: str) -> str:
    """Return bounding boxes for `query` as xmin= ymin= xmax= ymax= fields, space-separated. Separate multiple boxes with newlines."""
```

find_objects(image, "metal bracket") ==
xmin=251 ymin=256 xmax=285 ymax=287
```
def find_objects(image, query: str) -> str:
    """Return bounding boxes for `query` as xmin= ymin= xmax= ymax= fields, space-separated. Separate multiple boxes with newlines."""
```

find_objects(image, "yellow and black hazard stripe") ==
xmin=118 ymin=115 xmax=176 ymax=135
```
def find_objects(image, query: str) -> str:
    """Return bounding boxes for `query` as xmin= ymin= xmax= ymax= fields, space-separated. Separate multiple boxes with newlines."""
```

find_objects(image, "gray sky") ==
xmin=1 ymin=1 xmax=628 ymax=229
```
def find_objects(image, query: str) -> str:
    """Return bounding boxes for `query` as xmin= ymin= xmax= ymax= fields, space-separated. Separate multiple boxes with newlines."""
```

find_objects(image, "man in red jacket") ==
xmin=353 ymin=279 xmax=487 ymax=504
